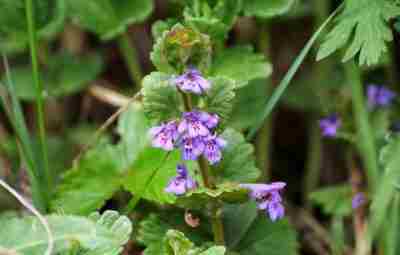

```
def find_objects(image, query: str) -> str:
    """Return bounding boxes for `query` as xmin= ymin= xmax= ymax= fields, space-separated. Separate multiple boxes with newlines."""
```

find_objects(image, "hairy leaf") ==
xmin=183 ymin=0 xmax=242 ymax=41
xmin=309 ymin=185 xmax=352 ymax=217
xmin=214 ymin=129 xmax=260 ymax=183
xmin=142 ymin=72 xmax=182 ymax=124
xmin=2 ymin=53 xmax=103 ymax=100
xmin=0 ymin=210 xmax=131 ymax=255
xmin=243 ymin=0 xmax=295 ymax=18
xmin=210 ymin=46 xmax=272 ymax=88
xmin=204 ymin=77 xmax=235 ymax=123
xmin=68 ymin=0 xmax=153 ymax=40
xmin=317 ymin=0 xmax=400 ymax=66
xmin=150 ymin=24 xmax=212 ymax=74
xmin=0 ymin=0 xmax=66 ymax=54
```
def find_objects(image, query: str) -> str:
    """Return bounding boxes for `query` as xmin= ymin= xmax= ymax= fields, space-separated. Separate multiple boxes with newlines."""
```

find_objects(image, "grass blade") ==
xmin=246 ymin=5 xmax=342 ymax=140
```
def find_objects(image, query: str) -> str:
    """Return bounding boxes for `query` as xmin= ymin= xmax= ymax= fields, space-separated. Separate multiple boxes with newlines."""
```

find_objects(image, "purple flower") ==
xmin=240 ymin=182 xmax=286 ymax=221
xmin=178 ymin=111 xmax=211 ymax=138
xmin=319 ymin=114 xmax=341 ymax=138
xmin=175 ymin=68 xmax=211 ymax=94
xmin=203 ymin=134 xmax=227 ymax=165
xmin=149 ymin=121 xmax=179 ymax=151
xmin=181 ymin=136 xmax=205 ymax=161
xmin=165 ymin=164 xmax=198 ymax=195
xmin=367 ymin=85 xmax=396 ymax=108
xmin=352 ymin=193 xmax=366 ymax=209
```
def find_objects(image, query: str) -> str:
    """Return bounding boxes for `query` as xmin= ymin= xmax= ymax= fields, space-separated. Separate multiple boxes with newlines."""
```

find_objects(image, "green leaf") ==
xmin=183 ymin=0 xmax=242 ymax=41
xmin=137 ymin=214 xmax=211 ymax=255
xmin=228 ymin=79 xmax=270 ymax=130
xmin=243 ymin=0 xmax=295 ymax=18
xmin=142 ymin=72 xmax=182 ymax=124
xmin=370 ymin=135 xmax=400 ymax=237
xmin=234 ymin=214 xmax=298 ymax=255
xmin=204 ymin=77 xmax=235 ymax=123
xmin=67 ymin=0 xmax=154 ymax=40
xmin=2 ymin=52 xmax=103 ymax=100
xmin=309 ymin=185 xmax=352 ymax=217
xmin=0 ymin=210 xmax=132 ymax=255
xmin=116 ymin=102 xmax=151 ymax=168
xmin=150 ymin=24 xmax=212 ymax=74
xmin=123 ymin=149 xmax=181 ymax=204
xmin=152 ymin=19 xmax=178 ymax=39
xmin=0 ymin=0 xmax=66 ymax=54
xmin=210 ymin=46 xmax=272 ymax=88
xmin=50 ymin=145 xmax=124 ymax=215
xmin=176 ymin=183 xmax=248 ymax=210
xmin=214 ymin=129 xmax=260 ymax=183
xmin=165 ymin=230 xmax=226 ymax=255
xmin=317 ymin=0 xmax=400 ymax=66
xmin=223 ymin=202 xmax=259 ymax=249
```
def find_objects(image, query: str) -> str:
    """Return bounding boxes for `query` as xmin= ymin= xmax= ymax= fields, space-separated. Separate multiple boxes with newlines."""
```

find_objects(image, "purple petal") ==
xmin=267 ymin=202 xmax=285 ymax=221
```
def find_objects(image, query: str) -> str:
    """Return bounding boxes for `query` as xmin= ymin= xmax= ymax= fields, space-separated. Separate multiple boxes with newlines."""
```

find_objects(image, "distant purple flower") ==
xmin=178 ymin=111 xmax=211 ymax=138
xmin=367 ymin=85 xmax=396 ymax=108
xmin=181 ymin=136 xmax=205 ymax=161
xmin=319 ymin=114 xmax=341 ymax=138
xmin=175 ymin=68 xmax=211 ymax=94
xmin=241 ymin=182 xmax=286 ymax=221
xmin=165 ymin=164 xmax=197 ymax=195
xmin=203 ymin=134 xmax=227 ymax=165
xmin=149 ymin=120 xmax=179 ymax=151
xmin=352 ymin=193 xmax=366 ymax=209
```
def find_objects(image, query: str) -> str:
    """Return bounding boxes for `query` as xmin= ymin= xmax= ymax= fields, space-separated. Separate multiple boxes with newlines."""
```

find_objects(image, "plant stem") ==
xmin=345 ymin=61 xmax=378 ymax=192
xmin=303 ymin=115 xmax=322 ymax=205
xmin=255 ymin=23 xmax=273 ymax=182
xmin=180 ymin=91 xmax=225 ymax=245
xmin=118 ymin=32 xmax=143 ymax=91
xmin=25 ymin=0 xmax=51 ymax=210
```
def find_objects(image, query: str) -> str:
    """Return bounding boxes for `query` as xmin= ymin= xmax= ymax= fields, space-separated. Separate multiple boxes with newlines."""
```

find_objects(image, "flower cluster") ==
xmin=149 ymin=68 xmax=226 ymax=196
xmin=241 ymin=182 xmax=286 ymax=221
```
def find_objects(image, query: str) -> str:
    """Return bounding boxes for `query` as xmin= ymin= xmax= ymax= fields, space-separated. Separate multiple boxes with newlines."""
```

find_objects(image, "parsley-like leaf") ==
xmin=317 ymin=0 xmax=400 ymax=66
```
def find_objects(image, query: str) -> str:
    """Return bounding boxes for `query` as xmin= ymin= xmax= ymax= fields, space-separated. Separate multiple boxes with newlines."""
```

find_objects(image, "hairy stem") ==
xmin=180 ymin=91 xmax=225 ymax=245
xmin=118 ymin=32 xmax=143 ymax=91
xmin=25 ymin=0 xmax=51 ymax=210
xmin=345 ymin=61 xmax=378 ymax=192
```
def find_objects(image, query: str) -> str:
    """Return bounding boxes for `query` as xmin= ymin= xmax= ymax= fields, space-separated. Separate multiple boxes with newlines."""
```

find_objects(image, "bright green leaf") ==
xmin=243 ymin=0 xmax=295 ymax=18
xmin=67 ymin=0 xmax=154 ymax=40
xmin=317 ymin=0 xmax=400 ymax=66
xmin=309 ymin=185 xmax=352 ymax=217
xmin=204 ymin=77 xmax=235 ymax=123
xmin=214 ymin=129 xmax=260 ymax=183
xmin=0 ymin=0 xmax=66 ymax=54
xmin=142 ymin=72 xmax=182 ymax=124
xmin=0 ymin=210 xmax=132 ymax=255
xmin=1 ymin=52 xmax=103 ymax=100
xmin=210 ymin=46 xmax=272 ymax=88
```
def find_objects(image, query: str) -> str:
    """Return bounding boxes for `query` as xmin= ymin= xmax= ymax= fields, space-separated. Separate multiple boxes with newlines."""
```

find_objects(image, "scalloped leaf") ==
xmin=176 ymin=183 xmax=248 ymax=210
xmin=204 ymin=77 xmax=235 ymax=123
xmin=183 ymin=0 xmax=242 ymax=41
xmin=51 ymin=104 xmax=149 ymax=215
xmin=210 ymin=46 xmax=272 ymax=88
xmin=243 ymin=0 xmax=295 ymax=18
xmin=141 ymin=72 xmax=182 ymax=124
xmin=1 ymin=52 xmax=103 ymax=101
xmin=214 ymin=129 xmax=260 ymax=183
xmin=137 ymin=214 xmax=211 ymax=255
xmin=150 ymin=24 xmax=212 ymax=74
xmin=67 ymin=0 xmax=153 ymax=40
xmin=0 ymin=210 xmax=132 ymax=255
xmin=309 ymin=185 xmax=352 ymax=217
xmin=0 ymin=0 xmax=66 ymax=54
